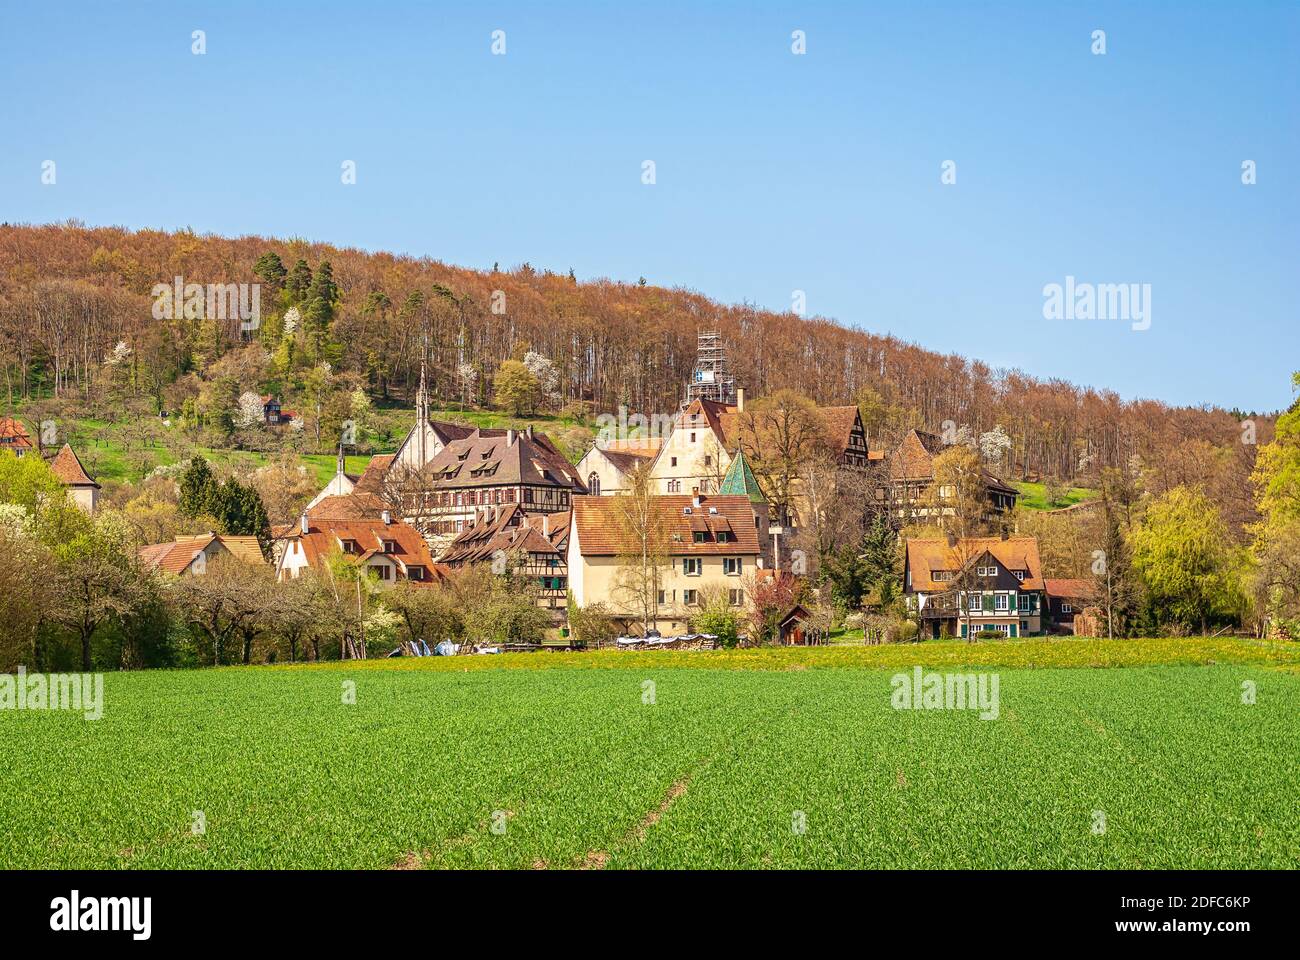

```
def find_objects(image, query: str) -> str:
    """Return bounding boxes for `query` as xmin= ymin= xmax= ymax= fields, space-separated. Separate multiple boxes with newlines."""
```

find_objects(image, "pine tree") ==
xmin=253 ymin=252 xmax=287 ymax=293
xmin=285 ymin=259 xmax=313 ymax=303
xmin=178 ymin=456 xmax=220 ymax=519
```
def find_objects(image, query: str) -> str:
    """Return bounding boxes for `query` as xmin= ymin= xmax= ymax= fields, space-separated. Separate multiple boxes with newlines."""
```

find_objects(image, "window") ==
xmin=374 ymin=565 xmax=391 ymax=581
xmin=717 ymin=531 xmax=732 ymax=543
xmin=683 ymin=558 xmax=702 ymax=576
xmin=932 ymin=570 xmax=952 ymax=582
xmin=670 ymin=457 xmax=678 ymax=467
xmin=704 ymin=455 xmax=712 ymax=467
xmin=668 ymin=479 xmax=681 ymax=493
xmin=1017 ymin=593 xmax=1030 ymax=611
xmin=1062 ymin=602 xmax=1073 ymax=614
xmin=995 ymin=594 xmax=1009 ymax=611
xmin=683 ymin=589 xmax=698 ymax=605
xmin=383 ymin=540 xmax=396 ymax=553
xmin=1013 ymin=570 xmax=1025 ymax=581
xmin=729 ymin=589 xmax=744 ymax=606
xmin=587 ymin=473 xmax=600 ymax=496
xmin=693 ymin=531 xmax=707 ymax=544
xmin=689 ymin=433 xmax=696 ymax=443
xmin=723 ymin=557 xmax=742 ymax=576
xmin=977 ymin=565 xmax=998 ymax=577
xmin=408 ymin=567 xmax=425 ymax=581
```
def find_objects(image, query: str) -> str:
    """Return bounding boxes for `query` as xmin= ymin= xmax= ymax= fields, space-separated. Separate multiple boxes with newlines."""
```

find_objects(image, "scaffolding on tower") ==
xmin=684 ymin=330 xmax=737 ymax=408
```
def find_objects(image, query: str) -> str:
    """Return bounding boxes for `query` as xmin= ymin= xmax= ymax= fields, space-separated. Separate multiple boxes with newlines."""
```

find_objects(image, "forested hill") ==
xmin=0 ymin=221 xmax=1270 ymax=498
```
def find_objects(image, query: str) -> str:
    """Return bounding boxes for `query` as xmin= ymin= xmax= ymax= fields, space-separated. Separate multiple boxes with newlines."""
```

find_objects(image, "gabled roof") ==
xmin=419 ymin=428 xmax=583 ymax=491
xmin=719 ymin=448 xmax=765 ymax=503
xmin=817 ymin=406 xmax=866 ymax=457
xmin=1045 ymin=578 xmax=1097 ymax=601
xmin=47 ymin=444 xmax=99 ymax=488
xmin=278 ymin=509 xmax=438 ymax=578
xmin=0 ymin=417 xmax=34 ymax=451
xmin=889 ymin=430 xmax=946 ymax=481
xmin=352 ymin=454 xmax=394 ymax=495
xmin=571 ymin=494 xmax=761 ymax=557
xmin=905 ymin=536 xmax=1044 ymax=592
xmin=138 ymin=534 xmax=265 ymax=574
xmin=438 ymin=503 xmax=569 ymax=565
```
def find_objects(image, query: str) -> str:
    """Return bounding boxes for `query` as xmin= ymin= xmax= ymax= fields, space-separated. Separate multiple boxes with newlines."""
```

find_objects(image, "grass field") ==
xmin=41 ymin=405 xmax=594 ymax=486
xmin=2 ymin=638 xmax=1296 ymax=869
xmin=1013 ymin=480 xmax=1099 ymax=511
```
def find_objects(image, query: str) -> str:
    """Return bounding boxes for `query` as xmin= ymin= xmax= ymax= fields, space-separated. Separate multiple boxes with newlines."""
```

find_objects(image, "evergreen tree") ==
xmin=285 ymin=258 xmax=313 ymax=303
xmin=253 ymin=252 xmax=287 ymax=294
xmin=178 ymin=456 xmax=220 ymax=519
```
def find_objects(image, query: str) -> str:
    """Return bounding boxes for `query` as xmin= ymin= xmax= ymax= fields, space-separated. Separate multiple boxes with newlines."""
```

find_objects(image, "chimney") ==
xmin=736 ymin=387 xmax=745 ymax=412
xmin=506 ymin=429 xmax=516 ymax=445
xmin=525 ymin=425 xmax=533 ymax=440
xmin=692 ymin=493 xmax=702 ymax=509
xmin=382 ymin=509 xmax=392 ymax=526
xmin=299 ymin=512 xmax=309 ymax=535
xmin=542 ymin=514 xmax=550 ymax=536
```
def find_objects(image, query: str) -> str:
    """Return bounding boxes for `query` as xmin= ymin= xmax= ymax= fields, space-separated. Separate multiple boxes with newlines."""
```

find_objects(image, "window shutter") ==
xmin=983 ymin=593 xmax=994 ymax=613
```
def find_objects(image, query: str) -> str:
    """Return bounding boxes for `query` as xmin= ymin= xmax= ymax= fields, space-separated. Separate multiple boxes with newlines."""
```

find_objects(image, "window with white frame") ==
xmin=1018 ymin=593 xmax=1030 ymax=611
xmin=683 ymin=557 xmax=702 ymax=576
xmin=723 ymin=557 xmax=742 ymax=576
xmin=995 ymin=594 xmax=1009 ymax=611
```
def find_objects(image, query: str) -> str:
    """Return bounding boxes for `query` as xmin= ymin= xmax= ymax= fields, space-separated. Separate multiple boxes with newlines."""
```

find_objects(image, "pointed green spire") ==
xmin=720 ymin=448 xmax=765 ymax=503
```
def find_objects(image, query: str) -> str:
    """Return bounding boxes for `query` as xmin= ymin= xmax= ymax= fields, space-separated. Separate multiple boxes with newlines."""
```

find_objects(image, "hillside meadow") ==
xmin=1 ymin=638 xmax=1296 ymax=870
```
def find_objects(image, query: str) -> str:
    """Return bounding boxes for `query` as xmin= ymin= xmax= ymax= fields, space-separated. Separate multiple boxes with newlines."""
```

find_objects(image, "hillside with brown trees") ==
xmin=0 ymin=221 xmax=1272 ymax=537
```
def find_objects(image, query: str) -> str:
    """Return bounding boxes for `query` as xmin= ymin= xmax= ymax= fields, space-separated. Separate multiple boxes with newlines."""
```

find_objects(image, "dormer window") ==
xmin=383 ymin=540 xmax=396 ymax=553
xmin=1013 ymin=570 xmax=1025 ymax=581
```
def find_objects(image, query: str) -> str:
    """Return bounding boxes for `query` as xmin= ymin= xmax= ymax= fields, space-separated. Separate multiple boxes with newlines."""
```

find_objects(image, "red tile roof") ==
xmin=571 ymin=494 xmax=761 ymax=557
xmin=906 ymin=537 xmax=1045 ymax=592
xmin=279 ymin=505 xmax=438 ymax=581
xmin=47 ymin=444 xmax=98 ymax=487
xmin=1045 ymin=578 xmax=1098 ymax=601
xmin=0 ymin=417 xmax=34 ymax=452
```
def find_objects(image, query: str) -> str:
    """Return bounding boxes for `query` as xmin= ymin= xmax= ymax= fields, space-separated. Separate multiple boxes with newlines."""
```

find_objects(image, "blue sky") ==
xmin=2 ymin=1 xmax=1296 ymax=412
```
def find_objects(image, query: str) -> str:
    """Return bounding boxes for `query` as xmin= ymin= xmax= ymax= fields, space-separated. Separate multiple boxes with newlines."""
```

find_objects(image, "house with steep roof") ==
xmin=438 ymin=503 xmax=570 ymax=610
xmin=0 ymin=417 xmax=35 ymax=458
xmin=904 ymin=536 xmax=1045 ymax=639
xmin=575 ymin=437 xmax=663 ymax=496
xmin=274 ymin=495 xmax=442 ymax=585
xmin=391 ymin=424 xmax=584 ymax=545
xmin=46 ymin=443 xmax=101 ymax=514
xmin=567 ymin=493 xmax=763 ymax=635
xmin=648 ymin=390 xmax=870 ymax=509
xmin=879 ymin=429 xmax=1018 ymax=523
xmin=138 ymin=533 xmax=266 ymax=576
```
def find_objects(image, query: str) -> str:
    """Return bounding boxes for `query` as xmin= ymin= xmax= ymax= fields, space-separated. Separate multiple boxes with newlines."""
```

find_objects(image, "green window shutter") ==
xmin=983 ymin=593 xmax=994 ymax=612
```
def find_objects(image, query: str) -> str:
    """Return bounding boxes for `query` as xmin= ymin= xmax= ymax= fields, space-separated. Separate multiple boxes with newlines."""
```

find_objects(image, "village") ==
xmin=1 ymin=331 xmax=1109 ymax=663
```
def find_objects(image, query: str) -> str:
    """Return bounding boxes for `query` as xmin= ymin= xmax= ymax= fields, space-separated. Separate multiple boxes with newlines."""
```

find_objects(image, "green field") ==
xmin=36 ymin=405 xmax=595 ymax=486
xmin=2 ymin=638 xmax=1296 ymax=869
xmin=1014 ymin=480 xmax=1100 ymax=511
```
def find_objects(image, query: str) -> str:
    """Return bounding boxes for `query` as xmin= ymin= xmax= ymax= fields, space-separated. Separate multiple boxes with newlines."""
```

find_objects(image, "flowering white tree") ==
xmin=234 ymin=391 xmax=265 ymax=429
xmin=522 ymin=351 xmax=559 ymax=403
xmin=979 ymin=425 xmax=1013 ymax=465
xmin=104 ymin=340 xmax=132 ymax=366
xmin=457 ymin=362 xmax=478 ymax=407
xmin=282 ymin=306 xmax=301 ymax=335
